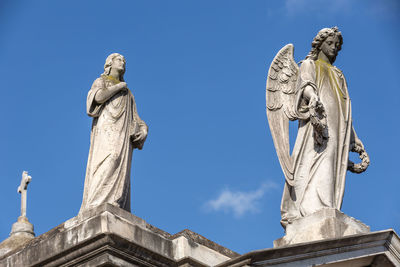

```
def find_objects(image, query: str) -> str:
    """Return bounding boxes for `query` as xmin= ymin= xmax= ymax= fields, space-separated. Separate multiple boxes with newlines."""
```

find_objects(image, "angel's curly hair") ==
xmin=305 ymin=27 xmax=343 ymax=62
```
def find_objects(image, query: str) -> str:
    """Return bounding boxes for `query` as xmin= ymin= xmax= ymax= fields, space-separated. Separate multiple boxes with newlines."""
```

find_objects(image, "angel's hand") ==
xmin=309 ymin=94 xmax=325 ymax=114
xmin=354 ymin=138 xmax=369 ymax=165
xmin=348 ymin=138 xmax=370 ymax=173
xmin=350 ymin=137 xmax=365 ymax=152
xmin=355 ymin=138 xmax=364 ymax=150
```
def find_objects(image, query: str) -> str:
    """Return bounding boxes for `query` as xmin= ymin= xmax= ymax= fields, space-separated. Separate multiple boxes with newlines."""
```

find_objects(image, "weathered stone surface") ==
xmin=0 ymin=230 xmax=33 ymax=257
xmin=0 ymin=172 xmax=35 ymax=257
xmin=274 ymin=208 xmax=370 ymax=247
xmin=10 ymin=216 xmax=35 ymax=239
xmin=0 ymin=204 xmax=238 ymax=267
xmin=266 ymin=27 xmax=370 ymax=231
xmin=172 ymin=229 xmax=238 ymax=264
xmin=217 ymin=229 xmax=400 ymax=267
xmin=80 ymin=53 xmax=148 ymax=213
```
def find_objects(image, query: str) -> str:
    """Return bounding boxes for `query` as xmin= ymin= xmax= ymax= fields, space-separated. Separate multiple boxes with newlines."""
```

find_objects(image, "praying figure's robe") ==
xmin=80 ymin=75 xmax=147 ymax=212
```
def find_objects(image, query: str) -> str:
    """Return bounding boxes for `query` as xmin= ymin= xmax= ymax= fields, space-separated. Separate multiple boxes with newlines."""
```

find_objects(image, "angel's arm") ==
xmin=298 ymin=60 xmax=318 ymax=101
xmin=348 ymin=123 xmax=370 ymax=173
xmin=295 ymin=60 xmax=320 ymax=117
xmin=350 ymin=125 xmax=365 ymax=151
xmin=296 ymin=59 xmax=328 ymax=144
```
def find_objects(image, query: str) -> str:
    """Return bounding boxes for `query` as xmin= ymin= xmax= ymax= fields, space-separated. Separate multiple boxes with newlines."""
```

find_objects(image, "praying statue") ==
xmin=80 ymin=53 xmax=148 ymax=213
xmin=266 ymin=27 xmax=370 ymax=229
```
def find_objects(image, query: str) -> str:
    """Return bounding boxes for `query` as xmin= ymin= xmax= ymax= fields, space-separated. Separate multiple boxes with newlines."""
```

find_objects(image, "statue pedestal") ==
xmin=274 ymin=208 xmax=370 ymax=247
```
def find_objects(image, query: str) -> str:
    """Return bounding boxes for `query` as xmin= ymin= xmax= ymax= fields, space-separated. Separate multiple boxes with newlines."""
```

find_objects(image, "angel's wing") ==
xmin=266 ymin=44 xmax=299 ymax=186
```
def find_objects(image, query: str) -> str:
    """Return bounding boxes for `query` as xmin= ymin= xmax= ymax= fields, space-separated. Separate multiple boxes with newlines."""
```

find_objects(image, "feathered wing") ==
xmin=266 ymin=44 xmax=299 ymax=186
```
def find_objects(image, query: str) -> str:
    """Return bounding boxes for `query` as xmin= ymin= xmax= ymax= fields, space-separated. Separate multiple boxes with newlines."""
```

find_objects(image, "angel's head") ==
xmin=103 ymin=53 xmax=126 ymax=81
xmin=306 ymin=27 xmax=343 ymax=64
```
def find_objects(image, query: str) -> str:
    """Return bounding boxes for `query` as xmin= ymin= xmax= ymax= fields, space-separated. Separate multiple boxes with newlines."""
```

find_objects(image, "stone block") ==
xmin=274 ymin=208 xmax=370 ymax=247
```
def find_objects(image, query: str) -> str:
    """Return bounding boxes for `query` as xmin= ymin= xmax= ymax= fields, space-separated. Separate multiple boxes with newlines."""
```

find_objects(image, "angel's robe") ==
xmin=80 ymin=75 xmax=147 ymax=212
xmin=281 ymin=58 xmax=356 ymax=226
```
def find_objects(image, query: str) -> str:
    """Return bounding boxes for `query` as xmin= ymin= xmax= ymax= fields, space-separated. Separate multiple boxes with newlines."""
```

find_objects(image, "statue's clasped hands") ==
xmin=117 ymin=82 xmax=128 ymax=91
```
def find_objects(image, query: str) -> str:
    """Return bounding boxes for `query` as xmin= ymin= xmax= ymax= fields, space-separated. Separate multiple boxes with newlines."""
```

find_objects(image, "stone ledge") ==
xmin=217 ymin=229 xmax=400 ymax=267
xmin=0 ymin=204 xmax=237 ymax=267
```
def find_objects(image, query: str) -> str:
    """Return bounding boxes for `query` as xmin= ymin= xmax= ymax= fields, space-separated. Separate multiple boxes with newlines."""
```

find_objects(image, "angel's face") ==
xmin=320 ymin=35 xmax=340 ymax=62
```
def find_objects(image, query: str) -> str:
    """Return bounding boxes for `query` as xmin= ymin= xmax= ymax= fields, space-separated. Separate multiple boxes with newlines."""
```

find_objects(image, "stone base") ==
xmin=0 ymin=216 xmax=35 ymax=256
xmin=274 ymin=208 xmax=370 ymax=247
xmin=0 ymin=204 xmax=238 ymax=266
xmin=218 ymin=229 xmax=400 ymax=267
xmin=10 ymin=216 xmax=35 ymax=238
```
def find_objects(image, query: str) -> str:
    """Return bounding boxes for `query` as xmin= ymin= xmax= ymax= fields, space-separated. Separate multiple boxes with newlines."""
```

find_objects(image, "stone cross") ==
xmin=17 ymin=171 xmax=32 ymax=218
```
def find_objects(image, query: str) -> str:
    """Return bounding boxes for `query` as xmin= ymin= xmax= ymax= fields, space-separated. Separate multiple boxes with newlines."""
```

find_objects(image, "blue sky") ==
xmin=0 ymin=0 xmax=399 ymax=254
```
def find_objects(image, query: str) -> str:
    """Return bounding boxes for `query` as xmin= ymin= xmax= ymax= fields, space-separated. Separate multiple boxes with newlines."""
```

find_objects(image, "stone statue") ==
xmin=80 ymin=53 xmax=148 ymax=213
xmin=266 ymin=27 xmax=370 ymax=230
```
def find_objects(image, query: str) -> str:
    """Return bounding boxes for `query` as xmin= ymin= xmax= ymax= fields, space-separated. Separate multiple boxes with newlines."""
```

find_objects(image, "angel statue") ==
xmin=80 ymin=53 xmax=148 ymax=213
xmin=266 ymin=27 xmax=370 ymax=229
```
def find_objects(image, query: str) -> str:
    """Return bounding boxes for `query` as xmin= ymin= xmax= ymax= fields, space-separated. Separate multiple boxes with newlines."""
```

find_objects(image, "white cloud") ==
xmin=204 ymin=181 xmax=278 ymax=218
